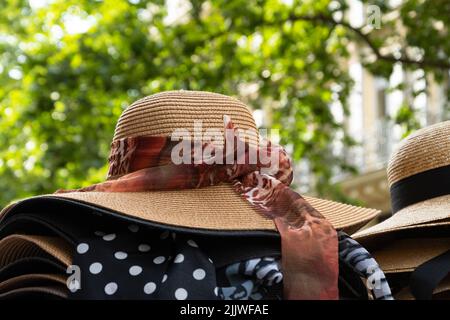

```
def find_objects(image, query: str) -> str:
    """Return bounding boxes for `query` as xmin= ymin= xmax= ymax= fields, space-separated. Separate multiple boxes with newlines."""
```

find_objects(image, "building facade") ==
xmin=338 ymin=1 xmax=449 ymax=222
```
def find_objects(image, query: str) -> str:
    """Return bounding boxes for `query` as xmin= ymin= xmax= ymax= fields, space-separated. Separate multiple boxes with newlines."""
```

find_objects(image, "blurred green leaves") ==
xmin=0 ymin=0 xmax=449 ymax=207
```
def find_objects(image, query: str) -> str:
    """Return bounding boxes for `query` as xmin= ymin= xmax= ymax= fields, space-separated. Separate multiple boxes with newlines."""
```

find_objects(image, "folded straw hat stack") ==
xmin=0 ymin=90 xmax=383 ymax=299
xmin=353 ymin=120 xmax=450 ymax=300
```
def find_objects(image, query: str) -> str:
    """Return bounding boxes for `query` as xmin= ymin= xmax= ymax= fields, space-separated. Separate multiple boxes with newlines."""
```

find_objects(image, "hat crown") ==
xmin=113 ymin=90 xmax=258 ymax=142
xmin=387 ymin=120 xmax=450 ymax=187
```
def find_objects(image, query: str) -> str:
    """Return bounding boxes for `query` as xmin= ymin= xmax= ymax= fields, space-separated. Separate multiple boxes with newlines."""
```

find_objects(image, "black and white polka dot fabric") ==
xmin=0 ymin=205 xmax=385 ymax=300
xmin=72 ymin=225 xmax=220 ymax=299
xmin=71 ymin=218 xmax=287 ymax=300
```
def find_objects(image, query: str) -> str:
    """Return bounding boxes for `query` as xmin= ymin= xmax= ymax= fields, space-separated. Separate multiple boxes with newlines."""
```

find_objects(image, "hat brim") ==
xmin=0 ymin=273 xmax=67 ymax=292
xmin=370 ymin=237 xmax=450 ymax=273
xmin=2 ymin=183 xmax=380 ymax=233
xmin=353 ymin=194 xmax=450 ymax=241
xmin=395 ymin=277 xmax=450 ymax=300
xmin=0 ymin=234 xmax=72 ymax=267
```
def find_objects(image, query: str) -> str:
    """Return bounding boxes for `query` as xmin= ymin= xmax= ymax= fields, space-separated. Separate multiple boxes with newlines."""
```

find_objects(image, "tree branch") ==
xmin=284 ymin=13 xmax=450 ymax=70
xmin=196 ymin=12 xmax=450 ymax=70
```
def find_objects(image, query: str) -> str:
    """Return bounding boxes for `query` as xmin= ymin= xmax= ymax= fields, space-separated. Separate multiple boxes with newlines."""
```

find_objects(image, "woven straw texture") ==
xmin=354 ymin=121 xmax=450 ymax=241
xmin=370 ymin=237 xmax=450 ymax=273
xmin=0 ymin=286 xmax=68 ymax=299
xmin=387 ymin=120 xmax=450 ymax=187
xmin=353 ymin=194 xmax=450 ymax=240
xmin=114 ymin=90 xmax=259 ymax=145
xmin=0 ymin=274 xmax=67 ymax=293
xmin=0 ymin=234 xmax=72 ymax=267
xmin=1 ymin=90 xmax=381 ymax=231
xmin=33 ymin=184 xmax=379 ymax=231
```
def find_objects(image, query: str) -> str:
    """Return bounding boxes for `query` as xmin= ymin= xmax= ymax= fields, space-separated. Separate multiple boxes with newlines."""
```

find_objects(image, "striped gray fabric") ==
xmin=216 ymin=232 xmax=393 ymax=300
xmin=338 ymin=231 xmax=394 ymax=300
xmin=218 ymin=257 xmax=283 ymax=300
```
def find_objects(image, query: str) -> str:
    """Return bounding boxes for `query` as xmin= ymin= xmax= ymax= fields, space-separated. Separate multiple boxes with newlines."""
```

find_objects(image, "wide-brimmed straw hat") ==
xmin=353 ymin=120 xmax=450 ymax=242
xmin=368 ymin=237 xmax=450 ymax=273
xmin=1 ymin=91 xmax=380 ymax=233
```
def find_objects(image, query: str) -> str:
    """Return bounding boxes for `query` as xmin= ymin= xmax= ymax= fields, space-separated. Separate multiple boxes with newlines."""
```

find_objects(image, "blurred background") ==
xmin=0 ymin=0 xmax=449 ymax=221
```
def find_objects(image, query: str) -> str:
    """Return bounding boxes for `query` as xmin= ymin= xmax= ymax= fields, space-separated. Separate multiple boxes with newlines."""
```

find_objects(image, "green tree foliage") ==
xmin=0 ymin=0 xmax=449 ymax=207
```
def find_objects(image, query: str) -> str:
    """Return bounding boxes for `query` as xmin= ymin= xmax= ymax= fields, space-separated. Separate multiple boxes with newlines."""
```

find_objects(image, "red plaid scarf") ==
xmin=57 ymin=116 xmax=339 ymax=299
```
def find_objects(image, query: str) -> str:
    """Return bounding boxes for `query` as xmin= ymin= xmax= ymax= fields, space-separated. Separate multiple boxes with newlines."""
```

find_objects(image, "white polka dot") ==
xmin=104 ymin=282 xmax=118 ymax=295
xmin=160 ymin=231 xmax=170 ymax=239
xmin=128 ymin=224 xmax=139 ymax=233
xmin=162 ymin=274 xmax=168 ymax=283
xmin=102 ymin=233 xmax=116 ymax=241
xmin=144 ymin=282 xmax=156 ymax=295
xmin=187 ymin=240 xmax=198 ymax=247
xmin=114 ymin=251 xmax=127 ymax=260
xmin=208 ymin=258 xmax=213 ymax=264
xmin=174 ymin=254 xmax=184 ymax=263
xmin=214 ymin=287 xmax=218 ymax=296
xmin=193 ymin=268 xmax=206 ymax=280
xmin=138 ymin=244 xmax=151 ymax=252
xmin=94 ymin=231 xmax=105 ymax=237
xmin=129 ymin=265 xmax=143 ymax=276
xmin=76 ymin=243 xmax=89 ymax=254
xmin=89 ymin=262 xmax=103 ymax=274
xmin=153 ymin=256 xmax=166 ymax=264
xmin=175 ymin=288 xmax=188 ymax=300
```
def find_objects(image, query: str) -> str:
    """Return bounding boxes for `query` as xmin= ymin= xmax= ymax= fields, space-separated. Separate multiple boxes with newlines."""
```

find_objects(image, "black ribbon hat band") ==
xmin=390 ymin=164 xmax=450 ymax=214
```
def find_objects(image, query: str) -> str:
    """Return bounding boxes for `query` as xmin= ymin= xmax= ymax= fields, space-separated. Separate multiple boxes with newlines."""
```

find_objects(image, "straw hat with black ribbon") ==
xmin=353 ymin=120 xmax=450 ymax=242
xmin=352 ymin=120 xmax=450 ymax=299
xmin=0 ymin=90 xmax=380 ymax=235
